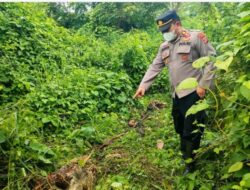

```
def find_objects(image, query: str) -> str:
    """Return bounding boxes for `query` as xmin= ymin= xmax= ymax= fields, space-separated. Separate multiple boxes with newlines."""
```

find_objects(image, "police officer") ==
xmin=133 ymin=10 xmax=216 ymax=174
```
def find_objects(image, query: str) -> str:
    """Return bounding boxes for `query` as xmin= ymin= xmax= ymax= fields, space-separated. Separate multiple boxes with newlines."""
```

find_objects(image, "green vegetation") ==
xmin=0 ymin=2 xmax=249 ymax=190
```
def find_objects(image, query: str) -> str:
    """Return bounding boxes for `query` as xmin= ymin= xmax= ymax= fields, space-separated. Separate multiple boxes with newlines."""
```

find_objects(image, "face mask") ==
xmin=163 ymin=31 xmax=177 ymax=42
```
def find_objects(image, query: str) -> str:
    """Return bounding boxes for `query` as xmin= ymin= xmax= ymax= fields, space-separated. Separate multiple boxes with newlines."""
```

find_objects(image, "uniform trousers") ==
xmin=171 ymin=91 xmax=206 ymax=160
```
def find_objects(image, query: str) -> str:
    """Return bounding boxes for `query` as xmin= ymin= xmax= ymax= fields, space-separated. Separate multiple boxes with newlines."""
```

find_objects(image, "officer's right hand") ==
xmin=133 ymin=87 xmax=145 ymax=99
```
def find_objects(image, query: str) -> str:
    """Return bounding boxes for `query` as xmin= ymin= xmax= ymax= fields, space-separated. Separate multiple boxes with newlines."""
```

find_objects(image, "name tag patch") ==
xmin=179 ymin=41 xmax=191 ymax=46
xmin=181 ymin=54 xmax=189 ymax=61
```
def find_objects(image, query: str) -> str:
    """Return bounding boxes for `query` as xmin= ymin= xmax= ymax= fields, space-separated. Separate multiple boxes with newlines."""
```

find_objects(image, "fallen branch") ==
xmin=98 ymin=132 xmax=128 ymax=150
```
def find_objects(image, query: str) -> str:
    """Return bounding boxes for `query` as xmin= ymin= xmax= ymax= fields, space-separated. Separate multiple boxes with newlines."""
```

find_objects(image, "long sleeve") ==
xmin=195 ymin=32 xmax=217 ymax=90
xmin=139 ymin=46 xmax=165 ymax=91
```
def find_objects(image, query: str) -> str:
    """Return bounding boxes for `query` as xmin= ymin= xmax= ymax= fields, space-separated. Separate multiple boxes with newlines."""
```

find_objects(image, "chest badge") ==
xmin=181 ymin=30 xmax=191 ymax=42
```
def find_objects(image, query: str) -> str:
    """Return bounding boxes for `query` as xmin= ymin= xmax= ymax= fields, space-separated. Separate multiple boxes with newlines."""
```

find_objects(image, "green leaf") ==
xmin=188 ymin=180 xmax=195 ymax=190
xmin=240 ymin=81 xmax=250 ymax=100
xmin=238 ymin=10 xmax=250 ymax=18
xmin=21 ymin=168 xmax=27 ymax=177
xmin=216 ymin=40 xmax=234 ymax=50
xmin=41 ymin=170 xmax=48 ymax=177
xmin=241 ymin=22 xmax=250 ymax=34
xmin=186 ymin=100 xmax=209 ymax=117
xmin=228 ymin=162 xmax=243 ymax=173
xmin=221 ymin=173 xmax=230 ymax=180
xmin=243 ymin=80 xmax=250 ymax=89
xmin=51 ymin=119 xmax=59 ymax=127
xmin=80 ymin=127 xmax=95 ymax=137
xmin=29 ymin=141 xmax=54 ymax=155
xmin=38 ymin=155 xmax=52 ymax=164
xmin=214 ymin=147 xmax=221 ymax=154
xmin=236 ymin=75 xmax=247 ymax=83
xmin=242 ymin=173 xmax=250 ymax=187
xmin=199 ymin=186 xmax=211 ymax=190
xmin=0 ymin=130 xmax=7 ymax=143
xmin=0 ymin=84 xmax=4 ymax=91
xmin=176 ymin=78 xmax=198 ymax=91
xmin=231 ymin=185 xmax=242 ymax=190
xmin=192 ymin=56 xmax=210 ymax=68
xmin=243 ymin=136 xmax=250 ymax=148
xmin=215 ymin=55 xmax=233 ymax=72
xmin=240 ymin=180 xmax=246 ymax=187
xmin=111 ymin=182 xmax=123 ymax=189
xmin=117 ymin=95 xmax=126 ymax=103
xmin=42 ymin=117 xmax=51 ymax=123
xmin=30 ymin=141 xmax=45 ymax=152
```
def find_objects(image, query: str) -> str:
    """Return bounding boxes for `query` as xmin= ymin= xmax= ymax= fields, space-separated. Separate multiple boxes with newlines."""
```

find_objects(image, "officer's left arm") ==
xmin=195 ymin=32 xmax=217 ymax=90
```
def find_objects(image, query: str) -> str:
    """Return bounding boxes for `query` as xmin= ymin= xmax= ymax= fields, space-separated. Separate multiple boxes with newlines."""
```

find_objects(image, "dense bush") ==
xmin=0 ymin=67 xmax=134 ymax=189
xmin=211 ymin=3 xmax=250 ymax=188
xmin=27 ymin=67 xmax=134 ymax=128
xmin=0 ymin=3 xmax=88 ymax=104
xmin=0 ymin=3 xmax=169 ymax=106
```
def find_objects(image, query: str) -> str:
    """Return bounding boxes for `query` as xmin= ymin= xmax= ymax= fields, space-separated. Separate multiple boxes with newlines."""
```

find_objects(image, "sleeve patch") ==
xmin=198 ymin=32 xmax=208 ymax=44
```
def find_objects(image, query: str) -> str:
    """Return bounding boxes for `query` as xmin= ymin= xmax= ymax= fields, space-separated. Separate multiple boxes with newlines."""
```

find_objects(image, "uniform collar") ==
xmin=169 ymin=34 xmax=180 ymax=44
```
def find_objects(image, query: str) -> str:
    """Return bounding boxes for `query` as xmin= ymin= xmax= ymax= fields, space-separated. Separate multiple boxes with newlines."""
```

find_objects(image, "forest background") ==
xmin=0 ymin=2 xmax=249 ymax=190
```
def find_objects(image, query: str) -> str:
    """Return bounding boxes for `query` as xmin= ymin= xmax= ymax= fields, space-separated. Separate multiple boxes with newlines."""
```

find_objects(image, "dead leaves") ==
xmin=157 ymin=140 xmax=164 ymax=150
